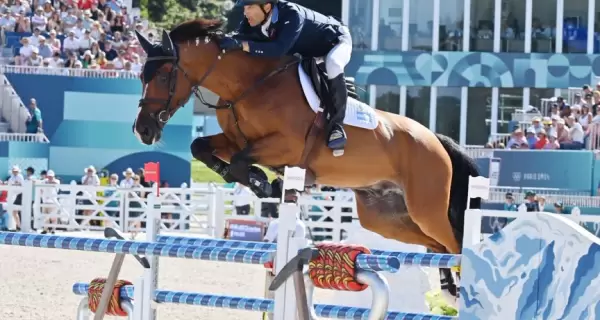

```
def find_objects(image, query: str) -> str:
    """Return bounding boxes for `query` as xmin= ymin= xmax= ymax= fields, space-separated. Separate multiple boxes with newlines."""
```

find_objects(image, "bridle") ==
xmin=138 ymin=35 xmax=300 ymax=147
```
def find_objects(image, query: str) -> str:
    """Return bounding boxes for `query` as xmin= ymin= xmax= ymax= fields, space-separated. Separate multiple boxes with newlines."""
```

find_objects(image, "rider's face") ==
xmin=244 ymin=4 xmax=270 ymax=27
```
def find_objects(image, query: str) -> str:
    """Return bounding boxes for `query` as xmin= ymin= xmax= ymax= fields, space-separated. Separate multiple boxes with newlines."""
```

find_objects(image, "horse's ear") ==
xmin=135 ymin=30 xmax=153 ymax=53
xmin=161 ymin=30 xmax=175 ymax=56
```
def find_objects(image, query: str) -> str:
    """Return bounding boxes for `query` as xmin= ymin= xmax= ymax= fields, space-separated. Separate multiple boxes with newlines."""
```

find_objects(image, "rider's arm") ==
xmin=242 ymin=11 xmax=303 ymax=57
xmin=237 ymin=18 xmax=252 ymax=35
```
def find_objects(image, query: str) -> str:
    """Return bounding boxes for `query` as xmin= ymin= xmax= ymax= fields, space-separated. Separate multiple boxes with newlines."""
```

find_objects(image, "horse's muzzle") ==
xmin=134 ymin=115 xmax=161 ymax=145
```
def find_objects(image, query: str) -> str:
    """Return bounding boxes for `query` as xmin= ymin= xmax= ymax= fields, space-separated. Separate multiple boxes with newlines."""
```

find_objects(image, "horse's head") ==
xmin=133 ymin=20 xmax=223 ymax=145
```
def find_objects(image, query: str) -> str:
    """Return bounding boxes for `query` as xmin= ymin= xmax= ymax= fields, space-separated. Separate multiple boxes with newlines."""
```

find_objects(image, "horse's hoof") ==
xmin=249 ymin=176 xmax=272 ymax=198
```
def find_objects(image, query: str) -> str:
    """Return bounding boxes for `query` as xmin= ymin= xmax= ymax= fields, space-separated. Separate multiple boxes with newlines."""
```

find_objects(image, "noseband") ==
xmin=138 ymin=51 xmax=222 ymax=125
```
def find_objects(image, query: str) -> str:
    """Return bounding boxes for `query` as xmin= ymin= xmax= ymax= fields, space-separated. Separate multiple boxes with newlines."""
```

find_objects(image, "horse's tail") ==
xmin=435 ymin=133 xmax=481 ymax=248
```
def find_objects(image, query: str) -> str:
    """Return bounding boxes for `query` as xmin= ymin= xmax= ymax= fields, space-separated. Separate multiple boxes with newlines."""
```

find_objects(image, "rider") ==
xmin=219 ymin=0 xmax=352 ymax=152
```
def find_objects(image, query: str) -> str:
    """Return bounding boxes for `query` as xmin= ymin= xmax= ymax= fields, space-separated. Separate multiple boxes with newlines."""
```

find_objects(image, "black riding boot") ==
xmin=327 ymin=73 xmax=348 ymax=153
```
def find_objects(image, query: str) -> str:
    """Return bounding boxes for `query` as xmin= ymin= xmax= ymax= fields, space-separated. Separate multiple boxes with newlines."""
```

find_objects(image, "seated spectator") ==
xmin=97 ymin=11 xmax=111 ymax=32
xmin=42 ymin=2 xmax=53 ymax=19
xmin=534 ymin=129 xmax=549 ymax=149
xmin=112 ymin=50 xmax=127 ymax=69
xmin=580 ymin=104 xmax=593 ymax=131
xmin=103 ymin=41 xmax=117 ymax=60
xmin=14 ymin=9 xmax=30 ymax=32
xmin=38 ymin=36 xmax=52 ymax=58
xmin=15 ymin=37 xmax=33 ymax=65
xmin=549 ymin=103 xmax=560 ymax=117
xmin=31 ymin=7 xmax=47 ymax=31
xmin=10 ymin=0 xmax=28 ymax=16
xmin=120 ymin=168 xmax=135 ymax=188
xmin=47 ymin=11 xmax=61 ymax=33
xmin=111 ymin=14 xmax=125 ymax=33
xmin=27 ymin=47 xmax=43 ymax=66
xmin=525 ymin=128 xmax=538 ymax=148
xmin=543 ymin=131 xmax=560 ymax=149
xmin=47 ymin=30 xmax=61 ymax=53
xmin=47 ymin=51 xmax=64 ymax=68
xmin=556 ymin=118 xmax=570 ymax=143
xmin=81 ymin=50 xmax=94 ymax=68
xmin=79 ymin=29 xmax=94 ymax=52
xmin=527 ymin=117 xmax=544 ymax=134
xmin=63 ymin=30 xmax=80 ymax=55
xmin=73 ymin=18 xmax=86 ymax=38
xmin=82 ymin=9 xmax=94 ymax=29
xmin=561 ymin=115 xmax=585 ymax=149
xmin=64 ymin=51 xmax=79 ymax=68
xmin=90 ymin=20 xmax=102 ymax=39
xmin=89 ymin=41 xmax=101 ymax=58
xmin=506 ymin=128 xmax=527 ymax=149
xmin=0 ymin=12 xmax=16 ymax=31
xmin=130 ymin=53 xmax=142 ymax=72
xmin=96 ymin=50 xmax=107 ymax=67
xmin=62 ymin=5 xmax=78 ymax=33
xmin=28 ymin=27 xmax=42 ymax=46
xmin=111 ymin=31 xmax=125 ymax=50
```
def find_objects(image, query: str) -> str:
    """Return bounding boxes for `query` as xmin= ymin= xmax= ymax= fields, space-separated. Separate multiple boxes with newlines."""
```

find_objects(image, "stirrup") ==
xmin=327 ymin=128 xmax=346 ymax=157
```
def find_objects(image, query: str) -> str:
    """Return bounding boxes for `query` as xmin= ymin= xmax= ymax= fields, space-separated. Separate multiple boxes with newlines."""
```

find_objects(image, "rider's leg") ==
xmin=324 ymin=25 xmax=353 ymax=151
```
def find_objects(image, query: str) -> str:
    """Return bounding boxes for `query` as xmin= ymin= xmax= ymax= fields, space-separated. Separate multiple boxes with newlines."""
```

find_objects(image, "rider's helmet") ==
xmin=236 ymin=0 xmax=278 ymax=6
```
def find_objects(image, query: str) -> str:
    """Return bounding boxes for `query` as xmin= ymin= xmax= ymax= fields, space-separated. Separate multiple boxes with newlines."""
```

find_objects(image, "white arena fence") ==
xmin=4 ymin=180 xmax=600 ymax=239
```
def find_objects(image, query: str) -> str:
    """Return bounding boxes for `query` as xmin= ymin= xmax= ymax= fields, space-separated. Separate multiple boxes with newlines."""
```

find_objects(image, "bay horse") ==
xmin=132 ymin=19 xmax=481 ymax=304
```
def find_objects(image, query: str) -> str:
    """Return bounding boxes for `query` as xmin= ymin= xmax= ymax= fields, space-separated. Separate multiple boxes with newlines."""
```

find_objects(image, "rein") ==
xmin=193 ymin=53 xmax=300 ymax=148
xmin=142 ymin=39 xmax=300 ymax=149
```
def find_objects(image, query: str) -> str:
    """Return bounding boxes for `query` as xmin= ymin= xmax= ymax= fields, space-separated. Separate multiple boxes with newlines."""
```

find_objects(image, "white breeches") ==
xmin=324 ymin=26 xmax=352 ymax=79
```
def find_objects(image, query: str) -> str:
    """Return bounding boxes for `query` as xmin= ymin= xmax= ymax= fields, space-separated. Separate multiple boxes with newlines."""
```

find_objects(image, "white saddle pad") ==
xmin=297 ymin=64 xmax=378 ymax=130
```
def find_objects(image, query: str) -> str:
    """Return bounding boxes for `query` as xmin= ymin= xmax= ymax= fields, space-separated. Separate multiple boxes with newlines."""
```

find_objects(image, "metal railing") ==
xmin=0 ymin=132 xmax=49 ymax=142
xmin=0 ymin=65 xmax=140 ymax=79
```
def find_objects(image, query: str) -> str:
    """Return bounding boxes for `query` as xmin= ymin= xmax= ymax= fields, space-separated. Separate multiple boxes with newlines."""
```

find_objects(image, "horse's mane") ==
xmin=168 ymin=18 xmax=225 ymax=43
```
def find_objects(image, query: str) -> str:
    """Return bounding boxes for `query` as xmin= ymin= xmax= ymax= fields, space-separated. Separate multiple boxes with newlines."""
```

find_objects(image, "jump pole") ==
xmin=140 ymin=162 xmax=161 ymax=320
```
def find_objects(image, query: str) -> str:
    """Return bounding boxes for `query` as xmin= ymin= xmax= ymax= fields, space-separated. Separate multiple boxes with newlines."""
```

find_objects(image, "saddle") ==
xmin=299 ymin=58 xmax=360 ymax=108
xmin=295 ymin=58 xmax=361 ymax=185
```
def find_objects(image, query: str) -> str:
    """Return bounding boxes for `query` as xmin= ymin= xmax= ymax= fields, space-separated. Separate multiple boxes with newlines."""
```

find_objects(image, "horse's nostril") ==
xmin=141 ymin=126 xmax=151 ymax=137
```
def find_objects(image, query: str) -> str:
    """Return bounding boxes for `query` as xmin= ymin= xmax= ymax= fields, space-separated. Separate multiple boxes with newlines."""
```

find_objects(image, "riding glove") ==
xmin=219 ymin=36 xmax=243 ymax=52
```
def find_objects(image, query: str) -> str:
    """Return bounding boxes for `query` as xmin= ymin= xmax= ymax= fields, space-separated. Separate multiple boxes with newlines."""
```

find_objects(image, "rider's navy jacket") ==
xmin=236 ymin=0 xmax=343 ymax=58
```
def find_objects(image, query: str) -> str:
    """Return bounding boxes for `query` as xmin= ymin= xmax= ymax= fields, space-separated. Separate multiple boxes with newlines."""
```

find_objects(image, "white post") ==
xmin=213 ymin=188 xmax=225 ymax=239
xmin=141 ymin=183 xmax=160 ymax=320
xmin=273 ymin=166 xmax=307 ymax=319
xmin=462 ymin=209 xmax=483 ymax=248
xmin=20 ymin=180 xmax=33 ymax=232
xmin=132 ymin=276 xmax=145 ymax=320
xmin=273 ymin=203 xmax=301 ymax=320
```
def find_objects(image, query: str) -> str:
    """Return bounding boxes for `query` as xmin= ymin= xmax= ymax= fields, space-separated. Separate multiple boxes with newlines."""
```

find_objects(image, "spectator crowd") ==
xmin=488 ymin=84 xmax=600 ymax=150
xmin=0 ymin=164 xmax=157 ymax=233
xmin=0 ymin=0 xmax=148 ymax=75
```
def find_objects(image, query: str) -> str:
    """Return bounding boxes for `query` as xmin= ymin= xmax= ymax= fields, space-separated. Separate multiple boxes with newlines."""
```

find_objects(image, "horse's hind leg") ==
xmin=353 ymin=186 xmax=446 ymax=252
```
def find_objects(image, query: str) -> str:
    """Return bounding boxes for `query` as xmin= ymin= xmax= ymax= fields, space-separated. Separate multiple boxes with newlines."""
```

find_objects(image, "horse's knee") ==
xmin=190 ymin=137 xmax=213 ymax=162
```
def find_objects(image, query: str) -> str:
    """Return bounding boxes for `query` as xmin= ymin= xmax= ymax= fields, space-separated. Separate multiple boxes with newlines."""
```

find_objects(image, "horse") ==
xmin=132 ymin=19 xmax=481 ymax=304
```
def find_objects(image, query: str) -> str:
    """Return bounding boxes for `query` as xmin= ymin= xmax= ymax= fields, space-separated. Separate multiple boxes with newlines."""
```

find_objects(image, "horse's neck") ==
xmin=210 ymin=52 xmax=295 ymax=100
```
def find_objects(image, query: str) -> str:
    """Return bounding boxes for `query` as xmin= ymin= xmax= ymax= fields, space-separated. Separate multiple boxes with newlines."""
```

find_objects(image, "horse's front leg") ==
xmin=229 ymin=133 xmax=293 ymax=198
xmin=190 ymin=134 xmax=241 ymax=182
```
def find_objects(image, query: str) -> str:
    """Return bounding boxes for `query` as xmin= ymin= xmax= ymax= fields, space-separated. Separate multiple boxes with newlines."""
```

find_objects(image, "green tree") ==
xmin=143 ymin=0 xmax=234 ymax=31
